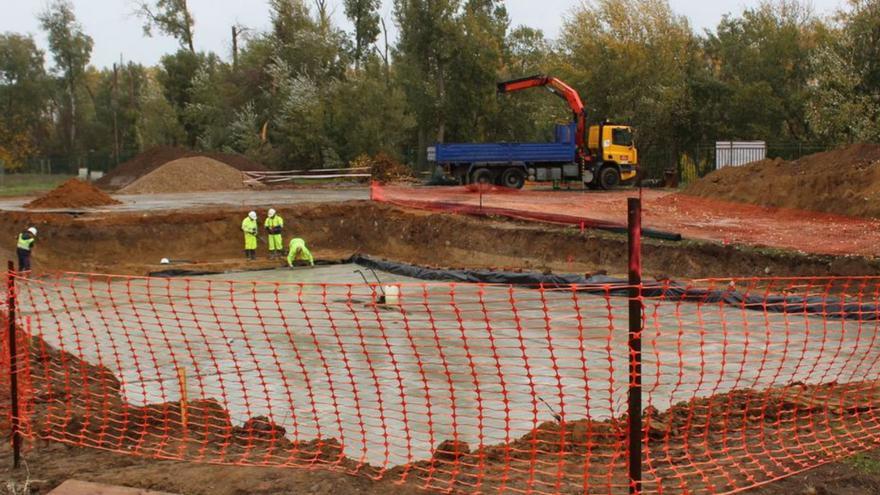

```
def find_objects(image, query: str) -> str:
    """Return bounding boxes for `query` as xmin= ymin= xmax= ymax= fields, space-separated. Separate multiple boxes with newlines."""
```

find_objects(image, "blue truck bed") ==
xmin=433 ymin=142 xmax=576 ymax=164
xmin=431 ymin=123 xmax=578 ymax=165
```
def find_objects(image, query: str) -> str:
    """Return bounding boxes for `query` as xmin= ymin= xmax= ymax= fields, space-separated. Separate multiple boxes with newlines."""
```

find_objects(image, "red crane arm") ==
xmin=497 ymin=75 xmax=587 ymax=149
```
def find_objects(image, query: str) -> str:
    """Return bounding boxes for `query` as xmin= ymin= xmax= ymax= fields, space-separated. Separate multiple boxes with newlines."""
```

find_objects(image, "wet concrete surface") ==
xmin=16 ymin=265 xmax=880 ymax=466
xmin=0 ymin=187 xmax=369 ymax=213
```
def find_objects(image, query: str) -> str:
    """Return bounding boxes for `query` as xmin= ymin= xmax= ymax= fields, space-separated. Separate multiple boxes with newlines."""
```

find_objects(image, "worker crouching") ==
xmin=265 ymin=208 xmax=284 ymax=259
xmin=16 ymin=227 xmax=37 ymax=272
xmin=242 ymin=211 xmax=259 ymax=260
xmin=287 ymin=238 xmax=314 ymax=267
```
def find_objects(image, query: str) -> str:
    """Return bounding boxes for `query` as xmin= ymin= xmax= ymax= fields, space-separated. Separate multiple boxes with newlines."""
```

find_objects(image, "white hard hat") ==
xmin=268 ymin=208 xmax=276 ymax=217
xmin=248 ymin=211 xmax=257 ymax=220
xmin=27 ymin=227 xmax=37 ymax=236
xmin=160 ymin=258 xmax=170 ymax=265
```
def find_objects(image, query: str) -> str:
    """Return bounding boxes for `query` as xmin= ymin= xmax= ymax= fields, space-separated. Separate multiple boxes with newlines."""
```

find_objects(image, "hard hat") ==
xmin=268 ymin=208 xmax=276 ymax=217
xmin=27 ymin=227 xmax=37 ymax=236
xmin=160 ymin=258 xmax=170 ymax=265
xmin=248 ymin=211 xmax=257 ymax=220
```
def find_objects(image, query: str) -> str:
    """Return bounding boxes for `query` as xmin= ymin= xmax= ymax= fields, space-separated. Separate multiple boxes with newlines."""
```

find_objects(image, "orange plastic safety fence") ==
xmin=7 ymin=272 xmax=880 ymax=494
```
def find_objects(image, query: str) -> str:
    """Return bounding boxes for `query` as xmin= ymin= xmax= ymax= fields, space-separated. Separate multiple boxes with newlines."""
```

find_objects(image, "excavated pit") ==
xmin=1 ymin=201 xmax=878 ymax=279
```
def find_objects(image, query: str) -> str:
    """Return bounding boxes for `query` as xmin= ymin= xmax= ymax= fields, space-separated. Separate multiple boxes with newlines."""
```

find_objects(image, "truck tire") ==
xmin=598 ymin=166 xmax=621 ymax=190
xmin=500 ymin=168 xmax=527 ymax=189
xmin=472 ymin=168 xmax=494 ymax=185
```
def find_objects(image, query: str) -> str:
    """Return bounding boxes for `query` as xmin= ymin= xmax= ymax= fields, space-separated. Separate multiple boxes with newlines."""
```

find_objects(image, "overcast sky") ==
xmin=1 ymin=0 xmax=845 ymax=69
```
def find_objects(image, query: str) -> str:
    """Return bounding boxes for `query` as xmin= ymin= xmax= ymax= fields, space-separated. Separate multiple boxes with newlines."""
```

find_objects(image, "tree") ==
xmin=559 ymin=0 xmax=697 ymax=171
xmin=343 ymin=0 xmax=381 ymax=70
xmin=806 ymin=0 xmax=880 ymax=143
xmin=702 ymin=0 xmax=825 ymax=141
xmin=135 ymin=0 xmax=196 ymax=53
xmin=393 ymin=0 xmax=461 ymax=168
xmin=38 ymin=0 xmax=94 ymax=161
xmin=0 ymin=34 xmax=50 ymax=168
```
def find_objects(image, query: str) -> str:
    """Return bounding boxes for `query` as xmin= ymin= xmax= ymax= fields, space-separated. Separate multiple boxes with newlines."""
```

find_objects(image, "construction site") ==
xmin=0 ymin=136 xmax=879 ymax=495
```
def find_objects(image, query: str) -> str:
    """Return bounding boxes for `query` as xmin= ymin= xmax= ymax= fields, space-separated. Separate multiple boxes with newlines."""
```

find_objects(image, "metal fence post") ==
xmin=6 ymin=261 xmax=21 ymax=469
xmin=627 ymin=198 xmax=643 ymax=494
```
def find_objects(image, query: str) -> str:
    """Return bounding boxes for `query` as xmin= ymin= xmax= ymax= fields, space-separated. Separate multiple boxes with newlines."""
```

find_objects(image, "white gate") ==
xmin=715 ymin=141 xmax=767 ymax=169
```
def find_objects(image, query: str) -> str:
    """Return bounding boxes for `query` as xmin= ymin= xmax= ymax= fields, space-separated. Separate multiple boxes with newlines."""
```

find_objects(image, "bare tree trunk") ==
xmin=436 ymin=63 xmax=446 ymax=143
xmin=68 ymin=78 xmax=77 ymax=160
xmin=112 ymin=63 xmax=120 ymax=164
xmin=380 ymin=17 xmax=390 ymax=84
xmin=232 ymin=25 xmax=239 ymax=68
xmin=181 ymin=0 xmax=195 ymax=53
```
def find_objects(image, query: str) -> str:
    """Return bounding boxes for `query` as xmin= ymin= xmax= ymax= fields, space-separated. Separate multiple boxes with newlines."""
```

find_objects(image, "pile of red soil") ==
xmin=682 ymin=143 xmax=880 ymax=218
xmin=25 ymin=179 xmax=121 ymax=209
xmin=97 ymin=146 xmax=267 ymax=191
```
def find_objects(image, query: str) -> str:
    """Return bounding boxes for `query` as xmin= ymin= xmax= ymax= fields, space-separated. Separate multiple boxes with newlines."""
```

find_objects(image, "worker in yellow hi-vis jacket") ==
xmin=287 ymin=238 xmax=314 ymax=267
xmin=241 ymin=211 xmax=258 ymax=260
xmin=264 ymin=208 xmax=284 ymax=259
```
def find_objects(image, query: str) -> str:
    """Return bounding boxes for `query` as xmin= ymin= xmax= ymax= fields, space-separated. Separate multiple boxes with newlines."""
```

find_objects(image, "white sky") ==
xmin=1 ymin=0 xmax=845 ymax=69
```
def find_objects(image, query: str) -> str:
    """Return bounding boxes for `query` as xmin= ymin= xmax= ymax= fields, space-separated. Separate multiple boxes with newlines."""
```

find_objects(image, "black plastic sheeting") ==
xmin=351 ymin=255 xmax=880 ymax=321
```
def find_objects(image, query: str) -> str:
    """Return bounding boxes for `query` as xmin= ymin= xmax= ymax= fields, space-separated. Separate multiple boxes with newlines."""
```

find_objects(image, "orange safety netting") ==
xmin=6 ymin=272 xmax=880 ymax=494
xmin=370 ymin=183 xmax=880 ymax=256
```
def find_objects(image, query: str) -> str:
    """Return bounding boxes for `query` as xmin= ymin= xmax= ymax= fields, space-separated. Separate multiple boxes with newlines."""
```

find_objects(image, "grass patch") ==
xmin=0 ymin=174 xmax=74 ymax=197
xmin=846 ymin=453 xmax=880 ymax=475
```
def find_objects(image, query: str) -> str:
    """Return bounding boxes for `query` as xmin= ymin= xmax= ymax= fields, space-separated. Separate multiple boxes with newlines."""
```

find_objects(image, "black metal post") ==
xmin=627 ymin=198 xmax=643 ymax=494
xmin=6 ymin=261 xmax=20 ymax=469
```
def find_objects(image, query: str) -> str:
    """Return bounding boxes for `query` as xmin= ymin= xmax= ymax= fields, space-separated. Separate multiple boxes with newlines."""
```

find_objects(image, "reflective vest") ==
xmin=17 ymin=232 xmax=35 ymax=251
xmin=241 ymin=217 xmax=258 ymax=235
xmin=265 ymin=215 xmax=284 ymax=234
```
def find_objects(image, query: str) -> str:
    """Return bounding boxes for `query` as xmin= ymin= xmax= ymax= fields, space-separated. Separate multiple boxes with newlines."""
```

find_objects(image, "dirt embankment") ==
xmin=1 ymin=202 xmax=877 ymax=278
xmin=24 ymin=179 xmax=120 ymax=209
xmin=683 ymin=144 xmax=880 ymax=218
xmin=118 ymin=156 xmax=258 ymax=194
xmin=97 ymin=146 xmax=266 ymax=191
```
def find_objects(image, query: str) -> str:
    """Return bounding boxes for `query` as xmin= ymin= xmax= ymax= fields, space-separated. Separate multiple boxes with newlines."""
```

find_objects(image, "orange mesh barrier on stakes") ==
xmin=7 ymin=271 xmax=880 ymax=494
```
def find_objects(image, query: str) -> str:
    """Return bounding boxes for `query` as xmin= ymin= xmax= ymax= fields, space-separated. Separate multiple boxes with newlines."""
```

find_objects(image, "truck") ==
xmin=427 ymin=75 xmax=639 ymax=189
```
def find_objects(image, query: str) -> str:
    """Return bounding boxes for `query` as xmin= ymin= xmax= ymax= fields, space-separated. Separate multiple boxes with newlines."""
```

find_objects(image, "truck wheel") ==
xmin=598 ymin=166 xmax=621 ymax=190
xmin=472 ymin=168 xmax=493 ymax=185
xmin=500 ymin=168 xmax=526 ymax=189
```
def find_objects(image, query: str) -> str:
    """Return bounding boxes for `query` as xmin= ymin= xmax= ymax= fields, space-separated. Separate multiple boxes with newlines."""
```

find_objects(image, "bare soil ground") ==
xmin=1 ymin=201 xmax=878 ymax=279
xmin=683 ymin=143 xmax=880 ymax=218
xmin=2 ymin=191 xmax=880 ymax=493
xmin=376 ymin=185 xmax=880 ymax=256
xmin=24 ymin=179 xmax=120 ymax=210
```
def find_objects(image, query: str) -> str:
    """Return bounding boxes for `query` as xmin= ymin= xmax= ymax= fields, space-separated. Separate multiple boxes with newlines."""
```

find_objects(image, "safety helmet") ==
xmin=268 ymin=208 xmax=276 ymax=217
xmin=248 ymin=211 xmax=257 ymax=220
xmin=27 ymin=227 xmax=37 ymax=236
xmin=160 ymin=258 xmax=170 ymax=265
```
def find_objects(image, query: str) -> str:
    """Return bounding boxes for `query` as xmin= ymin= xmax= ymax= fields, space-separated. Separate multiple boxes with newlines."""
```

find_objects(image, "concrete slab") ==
xmin=49 ymin=480 xmax=178 ymax=495
xmin=17 ymin=264 xmax=880 ymax=466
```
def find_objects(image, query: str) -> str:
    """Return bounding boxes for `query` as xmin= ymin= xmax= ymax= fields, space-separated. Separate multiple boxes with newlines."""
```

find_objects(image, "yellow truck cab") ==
xmin=587 ymin=123 xmax=639 ymax=186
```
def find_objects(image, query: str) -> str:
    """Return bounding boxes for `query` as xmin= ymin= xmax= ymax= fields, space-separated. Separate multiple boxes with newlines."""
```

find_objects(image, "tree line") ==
xmin=0 ymin=0 xmax=878 ymax=175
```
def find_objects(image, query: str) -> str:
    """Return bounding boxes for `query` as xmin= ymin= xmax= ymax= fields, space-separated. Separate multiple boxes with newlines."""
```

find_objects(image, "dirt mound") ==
xmin=118 ymin=156 xmax=257 ymax=194
xmin=682 ymin=143 xmax=880 ymax=218
xmin=25 ymin=179 xmax=121 ymax=209
xmin=97 ymin=146 xmax=266 ymax=190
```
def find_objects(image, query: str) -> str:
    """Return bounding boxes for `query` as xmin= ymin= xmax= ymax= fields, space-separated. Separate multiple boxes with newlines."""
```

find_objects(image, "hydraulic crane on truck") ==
xmin=496 ymin=75 xmax=639 ymax=188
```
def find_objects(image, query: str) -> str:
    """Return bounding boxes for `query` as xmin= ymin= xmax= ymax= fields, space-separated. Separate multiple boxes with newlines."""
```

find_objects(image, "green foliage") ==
xmin=38 ymin=0 xmax=94 ymax=160
xmin=807 ymin=0 xmax=880 ymax=143
xmin=135 ymin=0 xmax=196 ymax=53
xmin=343 ymin=0 xmax=381 ymax=68
xmin=5 ymin=0 xmax=879 ymax=175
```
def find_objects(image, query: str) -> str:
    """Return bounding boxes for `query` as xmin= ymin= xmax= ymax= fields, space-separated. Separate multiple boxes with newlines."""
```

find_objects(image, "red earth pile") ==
xmin=683 ymin=143 xmax=880 ymax=218
xmin=96 ymin=146 xmax=267 ymax=190
xmin=25 ymin=179 xmax=121 ymax=209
